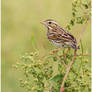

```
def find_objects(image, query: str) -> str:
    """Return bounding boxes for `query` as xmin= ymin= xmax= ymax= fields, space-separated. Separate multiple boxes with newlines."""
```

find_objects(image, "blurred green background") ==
xmin=2 ymin=0 xmax=90 ymax=92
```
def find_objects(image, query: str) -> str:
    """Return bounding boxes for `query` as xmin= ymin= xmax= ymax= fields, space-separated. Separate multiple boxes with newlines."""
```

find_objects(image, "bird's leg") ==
xmin=49 ymin=48 xmax=58 ymax=55
xmin=52 ymin=47 xmax=63 ymax=53
xmin=52 ymin=48 xmax=58 ymax=53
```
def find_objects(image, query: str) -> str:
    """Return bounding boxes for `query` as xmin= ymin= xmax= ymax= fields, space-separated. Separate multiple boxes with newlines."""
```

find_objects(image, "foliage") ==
xmin=14 ymin=0 xmax=91 ymax=92
xmin=66 ymin=0 xmax=91 ymax=31
xmin=14 ymin=49 xmax=91 ymax=92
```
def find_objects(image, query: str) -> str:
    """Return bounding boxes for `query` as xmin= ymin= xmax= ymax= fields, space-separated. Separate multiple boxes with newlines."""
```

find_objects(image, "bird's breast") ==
xmin=48 ymin=39 xmax=64 ymax=47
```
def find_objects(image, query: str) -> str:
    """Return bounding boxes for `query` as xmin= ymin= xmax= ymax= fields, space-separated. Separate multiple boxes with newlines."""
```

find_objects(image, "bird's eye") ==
xmin=48 ymin=21 xmax=52 ymax=24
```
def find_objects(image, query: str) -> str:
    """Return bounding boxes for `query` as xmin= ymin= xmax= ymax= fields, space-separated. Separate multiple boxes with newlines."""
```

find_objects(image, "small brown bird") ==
xmin=41 ymin=19 xmax=79 ymax=50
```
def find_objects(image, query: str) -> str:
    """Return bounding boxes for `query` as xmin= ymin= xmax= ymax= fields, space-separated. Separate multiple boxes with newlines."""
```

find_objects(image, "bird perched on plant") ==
xmin=41 ymin=19 xmax=79 ymax=50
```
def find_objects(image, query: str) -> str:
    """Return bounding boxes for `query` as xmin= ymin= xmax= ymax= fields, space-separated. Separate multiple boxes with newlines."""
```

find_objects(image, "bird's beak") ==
xmin=40 ymin=21 xmax=46 ymax=25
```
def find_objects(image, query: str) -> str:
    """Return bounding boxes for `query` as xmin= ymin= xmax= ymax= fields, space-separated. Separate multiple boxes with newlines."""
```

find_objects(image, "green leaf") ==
xmin=72 ymin=8 xmax=77 ymax=12
xmin=72 ymin=12 xmax=76 ymax=17
xmin=50 ymin=74 xmax=64 ymax=82
xmin=66 ymin=25 xmax=71 ymax=30
xmin=37 ymin=90 xmax=43 ymax=92
xmin=84 ymin=4 xmax=88 ymax=9
xmin=70 ymin=19 xmax=75 ymax=26
xmin=53 ymin=56 xmax=57 ymax=62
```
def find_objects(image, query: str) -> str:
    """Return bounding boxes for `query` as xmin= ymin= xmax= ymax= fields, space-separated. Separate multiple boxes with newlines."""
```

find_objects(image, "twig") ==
xmin=60 ymin=50 xmax=77 ymax=92
xmin=76 ymin=54 xmax=91 ymax=56
xmin=77 ymin=19 xmax=91 ymax=45
xmin=64 ymin=82 xmax=92 ymax=90
xmin=53 ymin=54 xmax=68 ymax=68
xmin=59 ymin=54 xmax=91 ymax=57
xmin=40 ymin=48 xmax=64 ymax=61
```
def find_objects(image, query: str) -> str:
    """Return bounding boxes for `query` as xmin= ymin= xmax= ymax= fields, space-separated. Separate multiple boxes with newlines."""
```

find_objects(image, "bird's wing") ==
xmin=57 ymin=27 xmax=77 ymax=43
xmin=47 ymin=27 xmax=76 ymax=44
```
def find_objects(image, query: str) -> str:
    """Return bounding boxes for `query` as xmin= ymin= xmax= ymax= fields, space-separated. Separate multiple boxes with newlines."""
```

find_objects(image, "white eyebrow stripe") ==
xmin=51 ymin=21 xmax=58 ymax=24
xmin=47 ymin=20 xmax=58 ymax=25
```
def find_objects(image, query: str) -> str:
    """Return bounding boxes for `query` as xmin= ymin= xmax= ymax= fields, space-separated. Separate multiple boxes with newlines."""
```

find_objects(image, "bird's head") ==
xmin=41 ymin=19 xmax=59 ymax=29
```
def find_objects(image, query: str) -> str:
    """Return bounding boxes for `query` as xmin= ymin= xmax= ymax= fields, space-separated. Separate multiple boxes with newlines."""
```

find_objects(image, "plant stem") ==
xmin=76 ymin=54 xmax=91 ymax=56
xmin=77 ymin=19 xmax=90 ymax=45
xmin=64 ymin=82 xmax=92 ymax=90
xmin=53 ymin=54 xmax=68 ymax=68
xmin=60 ymin=50 xmax=77 ymax=92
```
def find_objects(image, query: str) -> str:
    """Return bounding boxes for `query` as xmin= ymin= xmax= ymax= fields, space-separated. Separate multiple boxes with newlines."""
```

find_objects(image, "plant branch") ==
xmin=60 ymin=54 xmax=91 ymax=57
xmin=53 ymin=54 xmax=68 ymax=68
xmin=76 ymin=54 xmax=91 ymax=56
xmin=41 ymin=48 xmax=64 ymax=61
xmin=64 ymin=82 xmax=92 ymax=90
xmin=77 ymin=19 xmax=91 ymax=45
xmin=60 ymin=50 xmax=77 ymax=92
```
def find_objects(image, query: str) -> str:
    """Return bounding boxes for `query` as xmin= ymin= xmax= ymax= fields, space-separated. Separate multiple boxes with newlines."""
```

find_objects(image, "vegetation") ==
xmin=14 ymin=0 xmax=91 ymax=92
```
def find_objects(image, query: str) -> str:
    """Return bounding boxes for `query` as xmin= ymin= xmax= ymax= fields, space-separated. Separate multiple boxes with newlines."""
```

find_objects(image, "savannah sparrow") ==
xmin=41 ymin=19 xmax=79 ymax=50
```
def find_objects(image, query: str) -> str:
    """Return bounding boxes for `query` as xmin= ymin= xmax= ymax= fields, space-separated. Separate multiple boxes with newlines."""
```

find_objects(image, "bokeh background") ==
xmin=2 ymin=0 xmax=91 ymax=92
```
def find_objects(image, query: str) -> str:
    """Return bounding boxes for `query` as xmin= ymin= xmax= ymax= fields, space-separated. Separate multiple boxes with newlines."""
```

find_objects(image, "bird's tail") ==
xmin=71 ymin=44 xmax=80 ymax=50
